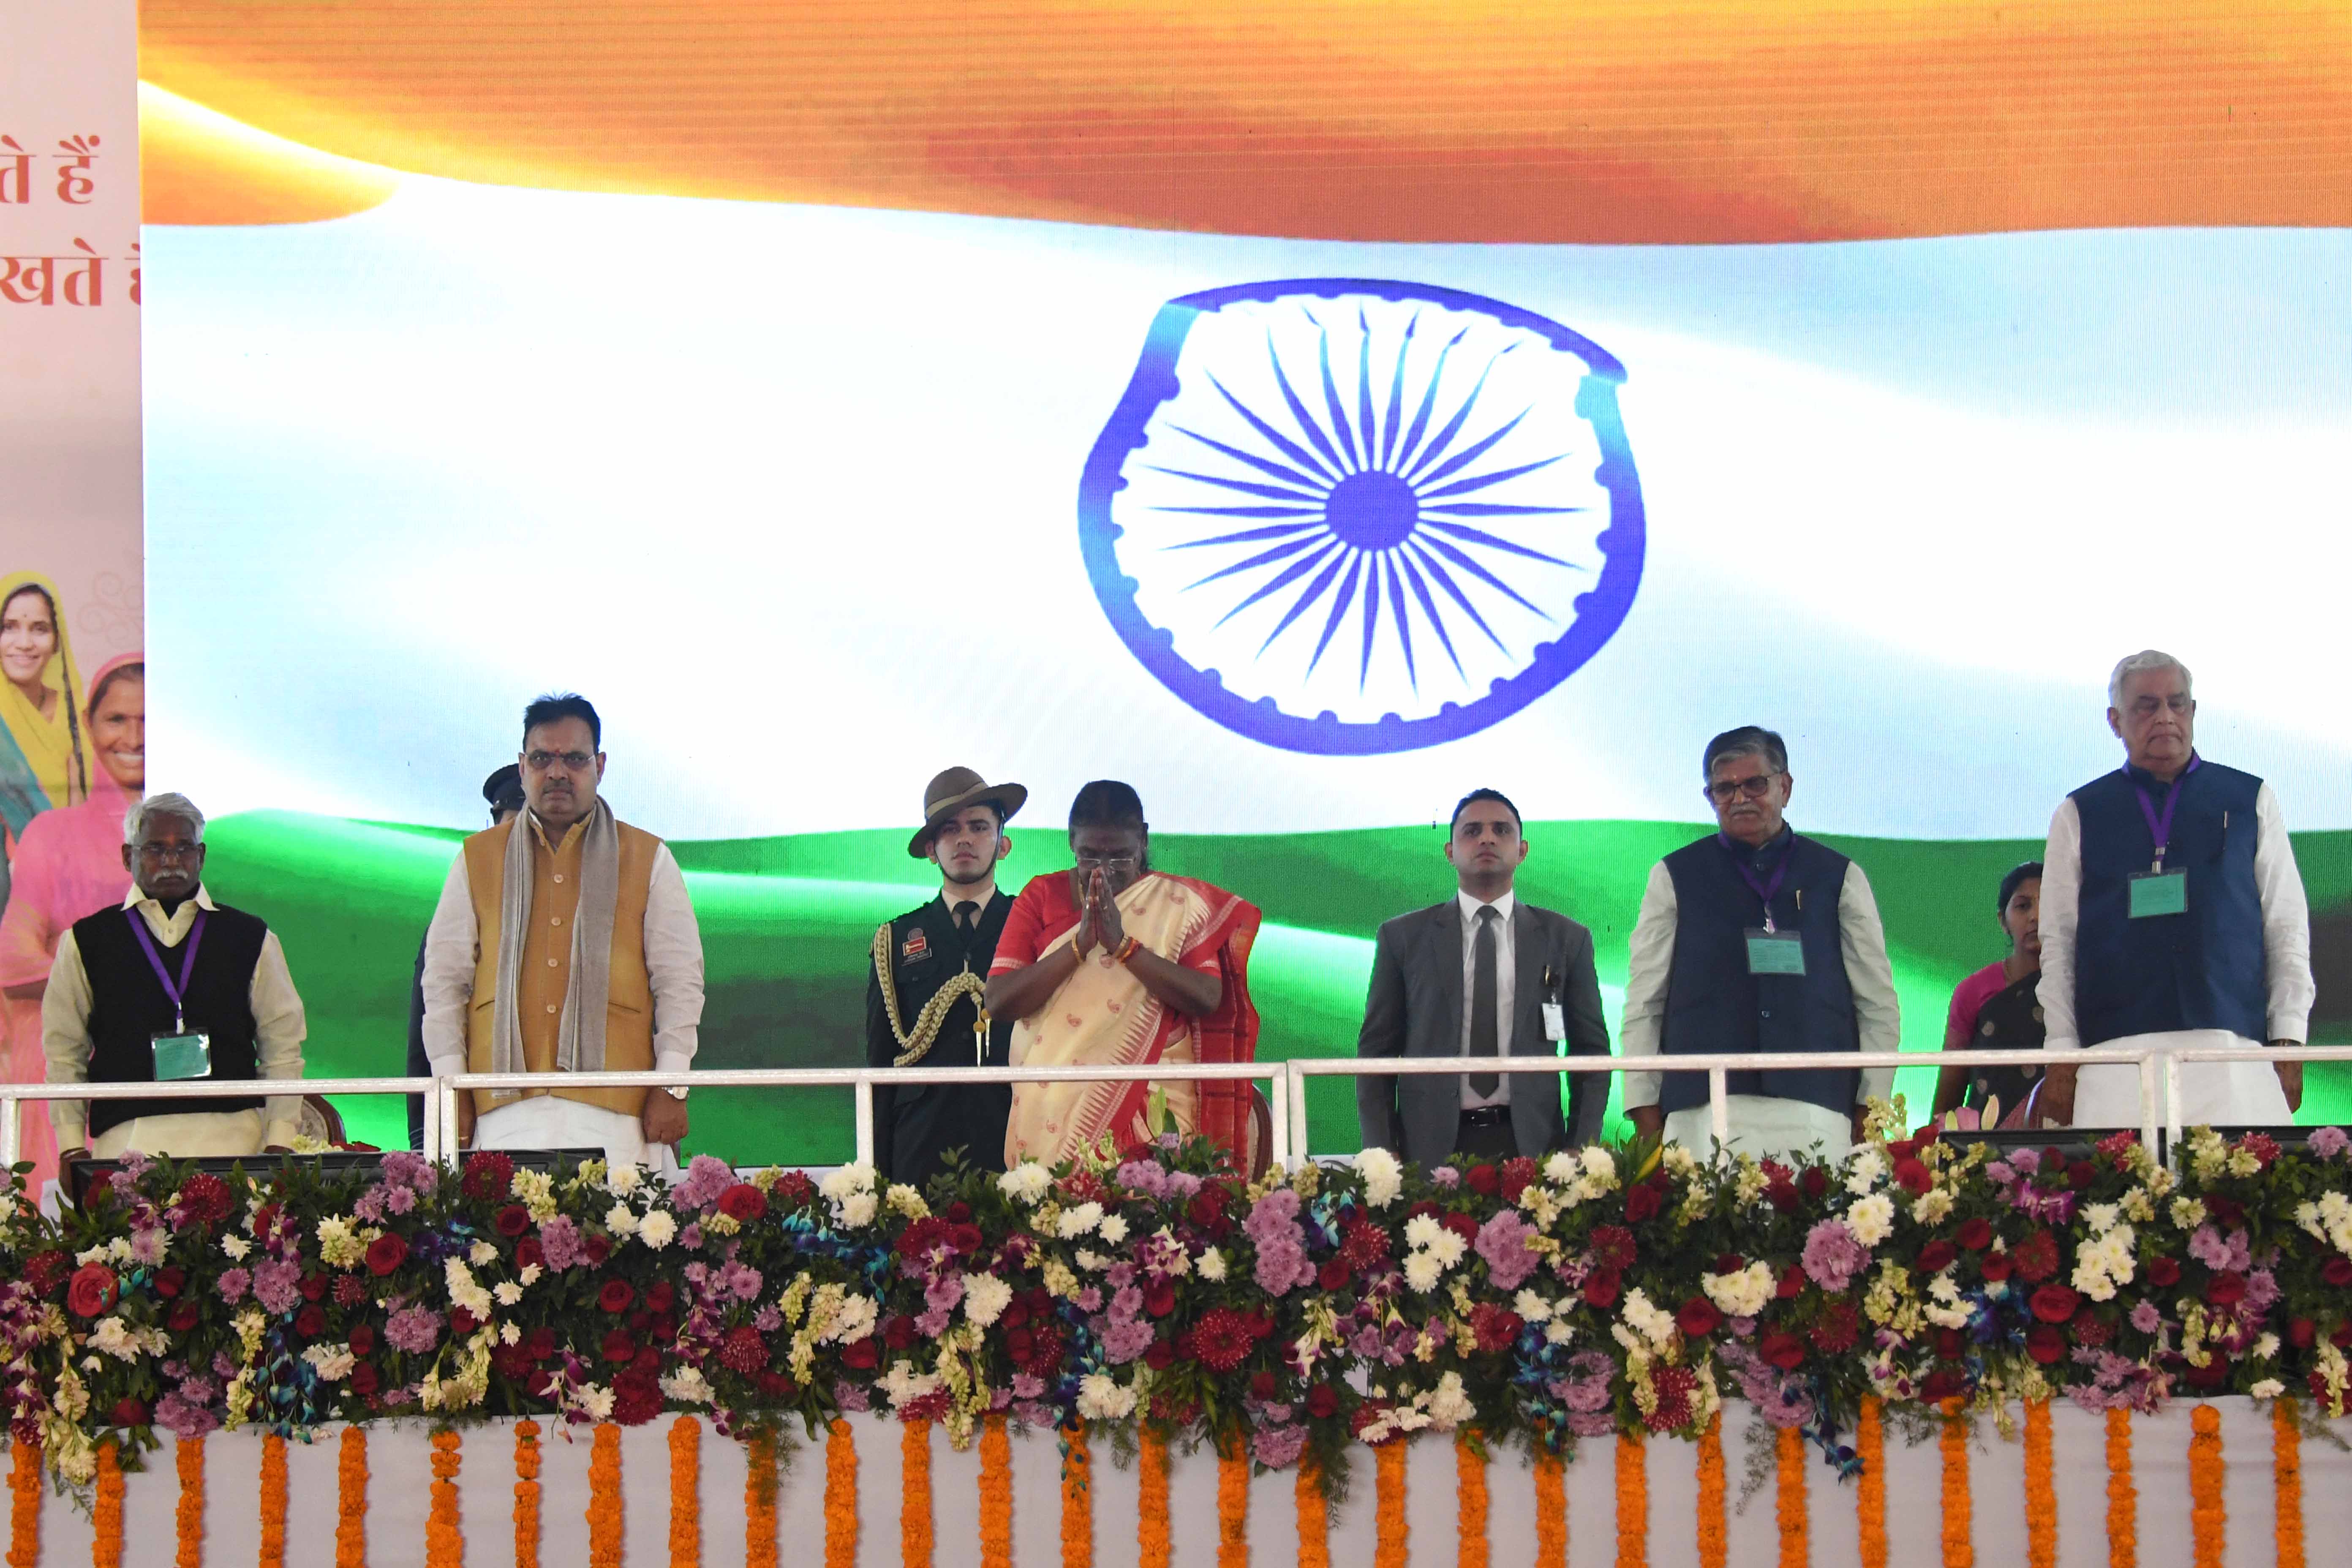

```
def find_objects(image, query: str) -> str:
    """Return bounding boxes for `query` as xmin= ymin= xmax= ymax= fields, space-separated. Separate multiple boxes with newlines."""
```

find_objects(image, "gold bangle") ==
xmin=1114 ymin=936 xmax=1141 ymax=965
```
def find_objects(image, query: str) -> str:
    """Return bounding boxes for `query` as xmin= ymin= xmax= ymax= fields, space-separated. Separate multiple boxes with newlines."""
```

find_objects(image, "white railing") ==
xmin=0 ymin=1077 xmax=437 ymax=1170
xmin=2161 ymin=1044 xmax=2352 ymax=1150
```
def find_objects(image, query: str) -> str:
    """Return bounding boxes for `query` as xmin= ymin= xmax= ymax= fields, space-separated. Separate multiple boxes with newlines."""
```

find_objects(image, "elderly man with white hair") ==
xmin=42 ymin=792 xmax=308 ymax=1162
xmin=2036 ymin=651 xmax=2311 ymax=1129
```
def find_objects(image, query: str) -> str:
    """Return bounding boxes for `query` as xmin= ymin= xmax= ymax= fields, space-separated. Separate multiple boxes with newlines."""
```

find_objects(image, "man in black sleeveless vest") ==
xmin=41 ymin=792 xmax=307 ymax=1162
xmin=1620 ymin=728 xmax=1901 ymax=1160
xmin=866 ymin=768 xmax=1024 ymax=1186
xmin=2036 ymin=651 xmax=2310 ymax=1129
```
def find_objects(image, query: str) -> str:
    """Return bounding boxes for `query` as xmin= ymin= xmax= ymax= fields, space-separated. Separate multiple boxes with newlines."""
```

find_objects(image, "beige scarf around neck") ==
xmin=490 ymin=798 xmax=620 ymax=1079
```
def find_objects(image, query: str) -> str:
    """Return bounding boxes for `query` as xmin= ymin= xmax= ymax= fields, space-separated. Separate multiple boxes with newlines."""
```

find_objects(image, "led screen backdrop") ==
xmin=133 ymin=3 xmax=2352 ymax=1158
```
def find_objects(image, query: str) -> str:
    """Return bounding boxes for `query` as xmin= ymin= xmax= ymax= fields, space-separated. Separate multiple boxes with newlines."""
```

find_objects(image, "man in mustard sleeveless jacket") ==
xmin=420 ymin=694 xmax=704 ymax=1169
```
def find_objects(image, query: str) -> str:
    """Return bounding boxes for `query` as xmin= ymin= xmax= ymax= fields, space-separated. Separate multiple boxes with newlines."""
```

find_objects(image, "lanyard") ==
xmin=128 ymin=908 xmax=208 ymax=1034
xmin=1723 ymin=838 xmax=1790 ymax=933
xmin=2129 ymin=754 xmax=2200 ymax=871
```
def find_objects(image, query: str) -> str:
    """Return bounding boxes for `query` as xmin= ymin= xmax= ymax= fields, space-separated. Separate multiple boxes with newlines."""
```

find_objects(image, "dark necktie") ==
xmin=953 ymin=901 xmax=979 ymax=936
xmin=1470 ymin=904 xmax=1500 ymax=1096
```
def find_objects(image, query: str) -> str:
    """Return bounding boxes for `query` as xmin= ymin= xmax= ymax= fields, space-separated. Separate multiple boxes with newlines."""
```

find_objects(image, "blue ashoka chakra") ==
xmin=1078 ymin=278 xmax=1644 ymax=755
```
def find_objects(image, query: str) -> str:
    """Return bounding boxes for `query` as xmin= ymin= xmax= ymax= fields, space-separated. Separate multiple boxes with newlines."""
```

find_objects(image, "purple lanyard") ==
xmin=128 ymin=908 xmax=207 ymax=1033
xmin=1723 ymin=839 xmax=1790 ymax=931
xmin=2129 ymin=754 xmax=2200 ymax=870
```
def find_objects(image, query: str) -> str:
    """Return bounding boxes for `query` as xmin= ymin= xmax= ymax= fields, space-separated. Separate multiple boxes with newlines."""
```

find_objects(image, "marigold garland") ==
xmin=2023 ymin=1400 xmax=2056 ymax=1568
xmin=1696 ymin=1413 xmax=1726 ymax=1568
xmin=2273 ymin=1398 xmax=2305 ymax=1568
xmin=1456 ymin=1431 xmax=1489 ymax=1568
xmin=1059 ymin=1423 xmax=1091 ymax=1568
xmin=1938 ymin=1398 xmax=1971 ymax=1568
xmin=2187 ymin=1404 xmax=2224 ymax=1568
xmin=588 ymin=1422 xmax=624 ymax=1568
xmin=426 ymin=1429 xmax=463 ymax=1568
xmin=746 ymin=1429 xmax=781 ymax=1568
xmin=334 ymin=1427 xmax=365 ymax=1568
xmin=514 ymin=1420 xmax=544 ymax=1568
xmin=259 ymin=1432 xmax=289 ymax=1568
xmin=1217 ymin=1437 xmax=1250 ymax=1568
xmin=1374 ymin=1440 xmax=1409 ymax=1568
xmin=7 ymin=1437 xmax=36 ymax=1568
xmin=670 ymin=1416 xmax=702 ymax=1568
xmin=1614 ymin=1431 xmax=1647 ymax=1568
xmin=1857 ymin=1397 xmax=1887 ymax=1568
xmin=977 ymin=1415 xmax=1012 ymax=1568
xmin=173 ymin=1434 xmax=205 ymax=1568
xmin=1533 ymin=1448 xmax=1567 ymax=1568
xmin=1296 ymin=1452 xmax=1331 ymax=1568
xmin=899 ymin=1419 xmax=935 ymax=1568
xmin=1138 ymin=1429 xmax=1171 ymax=1568
xmin=1775 ymin=1424 xmax=1807 ymax=1568
xmin=2104 ymin=1407 xmax=2136 ymax=1568
xmin=92 ymin=1440 xmax=122 ymax=1568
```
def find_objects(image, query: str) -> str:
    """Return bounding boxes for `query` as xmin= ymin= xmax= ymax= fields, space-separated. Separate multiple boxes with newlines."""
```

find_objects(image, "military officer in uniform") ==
xmin=866 ymin=768 xmax=1026 ymax=1187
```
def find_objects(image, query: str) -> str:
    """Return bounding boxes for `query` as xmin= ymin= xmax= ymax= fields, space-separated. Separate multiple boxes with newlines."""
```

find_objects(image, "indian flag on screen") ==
xmin=132 ymin=4 xmax=2352 ymax=1156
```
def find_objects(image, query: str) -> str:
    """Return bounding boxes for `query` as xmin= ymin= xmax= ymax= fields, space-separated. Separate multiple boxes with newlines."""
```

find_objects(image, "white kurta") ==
xmin=471 ymin=1094 xmax=679 ymax=1175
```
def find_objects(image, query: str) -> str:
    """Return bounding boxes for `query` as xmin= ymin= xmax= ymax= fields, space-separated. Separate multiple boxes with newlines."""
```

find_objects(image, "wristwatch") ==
xmin=663 ymin=1084 xmax=689 ymax=1101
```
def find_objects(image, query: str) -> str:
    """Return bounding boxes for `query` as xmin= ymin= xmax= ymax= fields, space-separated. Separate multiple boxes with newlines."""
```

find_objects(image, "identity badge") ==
xmin=1541 ymin=1002 xmax=1567 ymax=1041
xmin=151 ymin=1032 xmax=214 ymax=1081
xmin=1745 ymin=929 xmax=1807 ymax=976
xmin=2128 ymin=869 xmax=2188 ymax=918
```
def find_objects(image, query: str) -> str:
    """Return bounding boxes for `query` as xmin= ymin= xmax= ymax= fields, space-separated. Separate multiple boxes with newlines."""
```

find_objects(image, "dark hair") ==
xmin=87 ymin=659 xmax=144 ymax=715
xmin=1998 ymin=861 xmax=2043 ymax=915
xmin=1449 ymin=788 xmax=1522 ymax=833
xmin=1067 ymin=780 xmax=1146 ymax=833
xmin=522 ymin=692 xmax=601 ymax=749
xmin=3 ymin=583 xmax=87 ymax=802
xmin=1701 ymin=725 xmax=1788 ymax=780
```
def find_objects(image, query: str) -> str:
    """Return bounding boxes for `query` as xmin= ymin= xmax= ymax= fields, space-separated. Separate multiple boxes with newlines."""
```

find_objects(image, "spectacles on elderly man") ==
xmin=523 ymin=750 xmax=596 ymax=772
xmin=1705 ymin=771 xmax=1783 ymax=803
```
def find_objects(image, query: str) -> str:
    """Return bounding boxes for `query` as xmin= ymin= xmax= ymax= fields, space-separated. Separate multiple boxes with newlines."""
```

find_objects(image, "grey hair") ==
xmin=124 ymin=792 xmax=206 ymax=847
xmin=2108 ymin=650 xmax=2193 ymax=709
xmin=1701 ymin=725 xmax=1788 ymax=780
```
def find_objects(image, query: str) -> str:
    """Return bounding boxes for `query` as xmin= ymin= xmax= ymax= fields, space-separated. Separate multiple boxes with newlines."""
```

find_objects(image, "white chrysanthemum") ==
xmin=500 ymin=1322 xmax=523 ymax=1345
xmin=1196 ymin=1249 xmax=1227 ymax=1282
xmin=2255 ymin=1333 xmax=2281 ymax=1362
xmin=605 ymin=1163 xmax=643 ymax=1196
xmin=316 ymin=1217 xmax=366 ymax=1270
xmin=2251 ymin=1378 xmax=2286 ymax=1399
xmin=1402 ymin=1214 xmax=1443 ymax=1250
xmin=604 ymin=1204 xmax=640 ymax=1237
xmin=821 ymin=1164 xmax=878 ymax=1200
xmin=220 ymin=1235 xmax=250 ymax=1261
xmin=1427 ymin=1371 xmax=1475 ymax=1429
xmin=2082 ymin=1202 xmax=2120 ymax=1235
xmin=469 ymin=1240 xmax=500 ymax=1268
xmin=1514 ymin=1289 xmax=1554 ymax=1323
xmin=1912 ymin=1189 xmax=1954 ymax=1225
xmin=821 ymin=1293 xmax=879 ymax=1346
xmin=1701 ymin=1261 xmax=1776 ymax=1321
xmin=1075 ymin=1249 xmax=1112 ymax=1273
xmin=1403 ymin=1253 xmax=1446 ymax=1294
xmin=963 ymin=1273 xmax=1013 ymax=1328
xmin=836 ymin=1192 xmax=879 ymax=1228
xmin=1057 ymin=1202 xmax=1105 ymax=1239
xmin=1076 ymin=1373 xmax=1138 ymax=1422
xmin=997 ymin=1162 xmax=1053 ymax=1205
xmin=1544 ymin=1319 xmax=1574 ymax=1345
xmin=885 ymin=1184 xmax=930 ymax=1220
xmin=660 ymin=1366 xmax=715 ymax=1404
xmin=1098 ymin=1215 xmax=1130 ymax=1246
xmin=493 ymin=1281 xmax=525 ymax=1307
xmin=638 ymin=1211 xmax=678 ymax=1250
xmin=1846 ymin=1193 xmax=1895 ymax=1247
xmin=302 ymin=1344 xmax=356 ymax=1382
xmin=86 ymin=1318 xmax=147 ymax=1364
xmin=2172 ymin=1198 xmax=2208 ymax=1232
xmin=1581 ymin=1146 xmax=1615 ymax=1180
xmin=1544 ymin=1151 xmax=1581 ymax=1186
xmin=519 ymin=1264 xmax=543 ymax=1288
xmin=1845 ymin=1149 xmax=1887 ymax=1196
xmin=575 ymin=1383 xmax=616 ymax=1421
xmin=1354 ymin=1147 xmax=1403 ymax=1209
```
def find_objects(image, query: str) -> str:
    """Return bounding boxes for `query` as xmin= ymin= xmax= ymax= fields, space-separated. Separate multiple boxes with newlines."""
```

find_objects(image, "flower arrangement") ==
xmin=0 ymin=1120 xmax=2342 ymax=1500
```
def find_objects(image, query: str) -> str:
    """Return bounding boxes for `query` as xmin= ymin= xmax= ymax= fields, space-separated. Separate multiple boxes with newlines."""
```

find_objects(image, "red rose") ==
xmin=2288 ymin=1318 xmax=2317 ymax=1348
xmin=1956 ymin=1218 xmax=1994 ymax=1251
xmin=299 ymin=1273 xmax=328 ymax=1302
xmin=774 ymin=1170 xmax=816 ymax=1207
xmin=2184 ymin=1357 xmax=2229 ymax=1391
xmin=2204 ymin=1271 xmax=2247 ymax=1307
xmin=840 ymin=1336 xmax=880 ymax=1371
xmin=295 ymin=1305 xmax=327 ymax=1339
xmin=1623 ymin=1183 xmax=1662 ymax=1224
xmin=1143 ymin=1279 xmax=1176 ymax=1318
xmin=585 ymin=1235 xmax=614 ymax=1266
xmin=1143 ymin=1339 xmax=1176 ymax=1370
xmin=495 ymin=1205 xmax=531 ymax=1238
xmin=1439 ymin=1211 xmax=1478 ymax=1244
xmin=2030 ymin=1285 xmax=2080 ymax=1323
xmin=884 ymin=1315 xmax=917 ymax=1350
xmin=348 ymin=1325 xmax=376 ymax=1357
xmin=945 ymin=1201 xmax=972 ymax=1224
xmin=2322 ymin=1256 xmax=2352 ymax=1288
xmin=1318 ymin=1258 xmax=1350 ymax=1291
xmin=514 ymin=1237 xmax=544 ymax=1271
xmin=1980 ymin=1252 xmax=2014 ymax=1282
xmin=2146 ymin=1256 xmax=2180 ymax=1287
xmin=1500 ymin=1157 xmax=1538 ymax=1204
xmin=1916 ymin=1241 xmax=1957 ymax=1276
xmin=2025 ymin=1324 xmax=2067 ymax=1364
xmin=2066 ymin=1160 xmax=2097 ymax=1190
xmin=365 ymin=1234 xmax=408 ymax=1276
xmin=612 ymin=1370 xmax=664 ymax=1426
xmin=1759 ymin=1331 xmax=1806 ymax=1371
xmin=2204 ymin=1195 xmax=2244 ymax=1227
xmin=1305 ymin=1384 xmax=1340 ymax=1420
xmin=153 ymin=1266 xmax=187 ymax=1299
xmin=66 ymin=1264 xmax=119 ymax=1319
xmin=1185 ymin=1187 xmax=1232 ymax=1237
xmin=1765 ymin=1183 xmax=1802 ymax=1214
xmin=1776 ymin=1268 xmax=1805 ymax=1300
xmin=1895 ymin=1159 xmax=1932 ymax=1196
xmin=718 ymin=1184 xmax=768 ymax=1223
xmin=1464 ymin=1162 xmax=1501 ymax=1197
xmin=1799 ymin=1166 xmax=1829 ymax=1200
xmin=1919 ymin=1368 xmax=1965 ymax=1402
xmin=1887 ymin=1139 xmax=1916 ymax=1162
xmin=524 ymin=1326 xmax=557 ymax=1361
xmin=1677 ymin=1298 xmax=1722 ymax=1338
xmin=1582 ymin=1269 xmax=1622 ymax=1309
xmin=349 ymin=1363 xmax=380 ymax=1396
xmin=167 ymin=1301 xmax=200 ymax=1333
xmin=646 ymin=1281 xmax=676 ymax=1315
xmin=450 ymin=1306 xmax=480 ymax=1336
xmin=109 ymin=1397 xmax=147 ymax=1429
xmin=600 ymin=1328 xmax=638 ymax=1364
xmin=1935 ymin=1328 xmax=1966 ymax=1361
xmin=1713 ymin=1254 xmax=1746 ymax=1274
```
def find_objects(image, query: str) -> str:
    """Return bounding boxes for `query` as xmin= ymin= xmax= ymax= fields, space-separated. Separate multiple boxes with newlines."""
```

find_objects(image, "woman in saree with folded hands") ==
xmin=985 ymin=780 xmax=1265 ymax=1173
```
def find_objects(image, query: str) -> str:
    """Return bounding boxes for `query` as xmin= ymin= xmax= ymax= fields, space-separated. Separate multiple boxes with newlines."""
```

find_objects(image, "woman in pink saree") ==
xmin=0 ymin=655 xmax=142 ymax=1194
xmin=985 ymin=781 xmax=1263 ymax=1173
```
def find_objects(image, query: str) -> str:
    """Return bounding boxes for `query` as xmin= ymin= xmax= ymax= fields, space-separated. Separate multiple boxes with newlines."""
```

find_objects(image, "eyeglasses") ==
xmin=135 ymin=842 xmax=202 ymax=863
xmin=1704 ymin=772 xmax=1782 ymax=803
xmin=523 ymin=750 xmax=595 ymax=772
xmin=1074 ymin=853 xmax=1139 ymax=871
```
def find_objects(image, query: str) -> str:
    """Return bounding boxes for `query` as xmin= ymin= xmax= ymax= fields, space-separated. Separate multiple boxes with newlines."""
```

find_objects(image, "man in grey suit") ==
xmin=1356 ymin=789 xmax=1612 ymax=1165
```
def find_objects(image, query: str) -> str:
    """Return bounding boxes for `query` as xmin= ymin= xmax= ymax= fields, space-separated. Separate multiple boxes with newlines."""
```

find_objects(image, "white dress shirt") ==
xmin=2036 ymin=779 xmax=2309 ymax=1125
xmin=1457 ymin=888 xmax=1516 ymax=1109
xmin=42 ymin=886 xmax=308 ymax=1149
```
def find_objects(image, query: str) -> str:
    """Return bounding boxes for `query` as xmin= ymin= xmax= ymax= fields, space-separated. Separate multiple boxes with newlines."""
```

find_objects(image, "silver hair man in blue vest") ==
xmin=2035 ymin=651 xmax=2310 ymax=1128
xmin=1619 ymin=727 xmax=1902 ymax=1160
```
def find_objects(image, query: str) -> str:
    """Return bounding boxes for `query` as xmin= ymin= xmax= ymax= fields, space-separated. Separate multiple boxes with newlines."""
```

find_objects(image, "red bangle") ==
xmin=1113 ymin=936 xmax=1141 ymax=965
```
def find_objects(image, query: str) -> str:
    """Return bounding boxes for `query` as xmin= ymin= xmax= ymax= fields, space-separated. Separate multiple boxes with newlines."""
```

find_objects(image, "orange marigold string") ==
xmin=1059 ymin=1423 xmax=1091 ymax=1568
xmin=1138 ymin=1429 xmax=1171 ymax=1568
xmin=1775 ymin=1425 xmax=1808 ymax=1568
xmin=2104 ymin=1407 xmax=2136 ymax=1568
xmin=2187 ymin=1403 xmax=2224 ymax=1568
xmin=8 ymin=1436 xmax=38 ymax=1568
xmin=175 ymin=1434 xmax=206 ymax=1568
xmin=426 ymin=1430 xmax=464 ymax=1568
xmin=92 ymin=1440 xmax=123 ymax=1568
xmin=1217 ymin=1436 xmax=1250 ymax=1568
xmin=1696 ymin=1413 xmax=1727 ymax=1568
xmin=1938 ymin=1398 xmax=1971 ymax=1568
xmin=1857 ymin=1397 xmax=1887 ymax=1568
xmin=903 ymin=1420 xmax=936 ymax=1568
xmin=670 ymin=1415 xmax=702 ymax=1568
xmin=1296 ymin=1451 xmax=1331 ymax=1568
xmin=1613 ymin=1431 xmax=1647 ymax=1568
xmin=1533 ymin=1447 xmax=1567 ymax=1568
xmin=1456 ymin=1431 xmax=1489 ymax=1568
xmin=514 ymin=1420 xmax=544 ymax=1568
xmin=586 ymin=1422 xmax=624 ymax=1568
xmin=1374 ymin=1441 xmax=1409 ymax=1568
xmin=977 ymin=1416 xmax=1012 ymax=1568
xmin=259 ymin=1432 xmax=289 ymax=1568
xmin=745 ymin=1429 xmax=781 ymax=1568
xmin=334 ymin=1427 xmax=365 ymax=1568
xmin=2274 ymin=1398 xmax=2305 ymax=1568
xmin=2023 ymin=1400 xmax=2056 ymax=1568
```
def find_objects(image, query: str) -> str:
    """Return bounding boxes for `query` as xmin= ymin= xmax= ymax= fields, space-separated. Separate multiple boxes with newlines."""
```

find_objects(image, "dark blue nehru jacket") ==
xmin=1658 ymin=831 xmax=1859 ymax=1117
xmin=2067 ymin=761 xmax=2266 ymax=1046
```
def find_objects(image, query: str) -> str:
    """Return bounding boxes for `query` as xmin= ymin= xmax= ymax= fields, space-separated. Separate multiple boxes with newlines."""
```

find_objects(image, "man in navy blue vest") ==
xmin=1619 ymin=728 xmax=1901 ymax=1160
xmin=2036 ymin=651 xmax=2310 ymax=1128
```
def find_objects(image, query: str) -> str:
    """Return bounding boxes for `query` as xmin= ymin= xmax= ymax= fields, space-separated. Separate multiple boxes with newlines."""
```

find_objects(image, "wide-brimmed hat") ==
xmin=909 ymin=767 xmax=1027 ymax=858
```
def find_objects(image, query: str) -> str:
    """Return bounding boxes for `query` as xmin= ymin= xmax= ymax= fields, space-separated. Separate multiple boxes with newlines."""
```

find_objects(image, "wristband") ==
xmin=1113 ymin=936 xmax=1141 ymax=965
